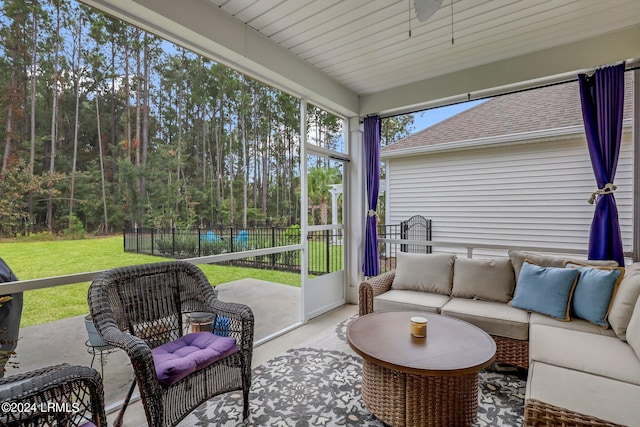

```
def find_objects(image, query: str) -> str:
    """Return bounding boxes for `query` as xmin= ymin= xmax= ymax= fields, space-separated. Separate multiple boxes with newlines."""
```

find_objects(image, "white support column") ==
xmin=384 ymin=159 xmax=391 ymax=259
xmin=633 ymin=69 xmax=640 ymax=262
xmin=328 ymin=184 xmax=342 ymax=245
xmin=346 ymin=117 xmax=365 ymax=304
xmin=300 ymin=99 xmax=309 ymax=321
xmin=329 ymin=185 xmax=340 ymax=228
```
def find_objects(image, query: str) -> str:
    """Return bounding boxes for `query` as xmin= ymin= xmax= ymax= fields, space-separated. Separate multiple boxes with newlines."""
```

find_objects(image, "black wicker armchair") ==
xmin=88 ymin=261 xmax=254 ymax=427
xmin=0 ymin=363 xmax=106 ymax=427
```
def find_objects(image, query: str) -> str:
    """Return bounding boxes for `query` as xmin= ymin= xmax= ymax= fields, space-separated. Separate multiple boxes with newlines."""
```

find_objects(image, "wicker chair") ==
xmin=0 ymin=363 xmax=106 ymax=426
xmin=88 ymin=261 xmax=254 ymax=427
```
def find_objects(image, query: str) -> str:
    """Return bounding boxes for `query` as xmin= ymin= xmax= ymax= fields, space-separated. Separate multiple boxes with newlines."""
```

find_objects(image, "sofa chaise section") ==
xmin=526 ymin=322 xmax=640 ymax=426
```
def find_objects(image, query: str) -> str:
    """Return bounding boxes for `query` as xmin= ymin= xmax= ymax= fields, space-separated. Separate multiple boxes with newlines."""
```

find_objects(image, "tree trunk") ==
xmin=201 ymin=108 xmax=207 ymax=187
xmin=69 ymin=13 xmax=83 ymax=228
xmin=28 ymin=4 xmax=38 ymax=232
xmin=216 ymin=98 xmax=224 ymax=218
xmin=240 ymin=82 xmax=248 ymax=229
xmin=175 ymin=50 xmax=184 ymax=218
xmin=135 ymin=28 xmax=141 ymax=168
xmin=1 ymin=70 xmax=15 ymax=175
xmin=133 ymin=28 xmax=142 ymax=227
xmin=262 ymin=112 xmax=270 ymax=216
xmin=207 ymin=116 xmax=216 ymax=225
xmin=95 ymin=96 xmax=109 ymax=234
xmin=46 ymin=3 xmax=61 ymax=232
xmin=139 ymin=36 xmax=150 ymax=220
xmin=124 ymin=36 xmax=131 ymax=162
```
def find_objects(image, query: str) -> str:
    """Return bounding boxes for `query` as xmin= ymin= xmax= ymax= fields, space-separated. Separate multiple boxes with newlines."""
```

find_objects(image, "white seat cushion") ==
xmin=526 ymin=361 xmax=640 ymax=426
xmin=374 ymin=289 xmax=450 ymax=313
xmin=529 ymin=324 xmax=640 ymax=386
xmin=529 ymin=312 xmax=616 ymax=337
xmin=441 ymin=298 xmax=530 ymax=340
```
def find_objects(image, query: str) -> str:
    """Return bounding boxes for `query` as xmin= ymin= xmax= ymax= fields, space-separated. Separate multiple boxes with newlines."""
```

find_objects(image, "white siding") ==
xmin=385 ymin=133 xmax=633 ymax=256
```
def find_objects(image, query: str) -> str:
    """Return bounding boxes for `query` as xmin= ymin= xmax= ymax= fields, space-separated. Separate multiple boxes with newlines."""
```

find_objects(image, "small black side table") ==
xmin=85 ymin=340 xmax=119 ymax=378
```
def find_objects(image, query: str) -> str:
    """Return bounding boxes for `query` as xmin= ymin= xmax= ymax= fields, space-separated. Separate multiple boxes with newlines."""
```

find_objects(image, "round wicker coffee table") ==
xmin=347 ymin=311 xmax=496 ymax=427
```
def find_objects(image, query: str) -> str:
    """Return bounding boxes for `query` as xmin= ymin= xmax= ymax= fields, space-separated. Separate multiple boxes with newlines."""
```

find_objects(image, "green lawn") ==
xmin=0 ymin=236 xmax=301 ymax=327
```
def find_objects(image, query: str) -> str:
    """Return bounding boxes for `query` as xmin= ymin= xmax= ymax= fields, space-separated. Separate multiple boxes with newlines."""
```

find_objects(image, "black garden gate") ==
xmin=400 ymin=215 xmax=432 ymax=254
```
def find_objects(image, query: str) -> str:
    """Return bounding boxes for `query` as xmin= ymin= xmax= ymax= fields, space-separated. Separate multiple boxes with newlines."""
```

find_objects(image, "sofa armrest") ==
xmin=359 ymin=270 xmax=396 ymax=316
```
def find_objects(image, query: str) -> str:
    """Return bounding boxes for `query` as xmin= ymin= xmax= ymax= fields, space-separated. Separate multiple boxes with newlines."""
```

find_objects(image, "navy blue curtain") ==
xmin=578 ymin=63 xmax=625 ymax=266
xmin=363 ymin=116 xmax=381 ymax=277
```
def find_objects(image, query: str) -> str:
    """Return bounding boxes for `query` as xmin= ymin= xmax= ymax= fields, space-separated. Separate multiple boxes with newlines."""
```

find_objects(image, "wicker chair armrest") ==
xmin=0 ymin=363 xmax=106 ymax=426
xmin=359 ymin=270 xmax=396 ymax=316
xmin=96 ymin=320 xmax=162 ymax=401
xmin=208 ymin=298 xmax=255 ymax=349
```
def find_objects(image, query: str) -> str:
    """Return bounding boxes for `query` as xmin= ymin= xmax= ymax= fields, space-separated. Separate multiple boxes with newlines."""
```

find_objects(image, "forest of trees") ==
xmin=0 ymin=0 xmax=414 ymax=237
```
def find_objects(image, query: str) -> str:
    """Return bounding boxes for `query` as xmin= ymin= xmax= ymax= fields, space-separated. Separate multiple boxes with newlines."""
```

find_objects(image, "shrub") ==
xmin=62 ymin=215 xmax=86 ymax=239
xmin=17 ymin=231 xmax=57 ymax=242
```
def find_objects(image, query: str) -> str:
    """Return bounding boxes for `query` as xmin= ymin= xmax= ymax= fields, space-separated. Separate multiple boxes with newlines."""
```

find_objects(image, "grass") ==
xmin=0 ymin=236 xmax=301 ymax=327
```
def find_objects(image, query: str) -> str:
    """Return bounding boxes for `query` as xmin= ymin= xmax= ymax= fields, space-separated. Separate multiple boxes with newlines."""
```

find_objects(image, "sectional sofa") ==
xmin=358 ymin=250 xmax=640 ymax=426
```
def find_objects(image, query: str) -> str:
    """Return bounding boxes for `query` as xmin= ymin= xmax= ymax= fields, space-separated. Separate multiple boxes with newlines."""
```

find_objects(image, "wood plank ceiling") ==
xmin=207 ymin=0 xmax=640 ymax=96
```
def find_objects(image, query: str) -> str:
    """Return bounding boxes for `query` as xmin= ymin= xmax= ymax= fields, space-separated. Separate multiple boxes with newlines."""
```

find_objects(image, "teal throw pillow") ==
xmin=566 ymin=263 xmax=624 ymax=328
xmin=511 ymin=261 xmax=579 ymax=320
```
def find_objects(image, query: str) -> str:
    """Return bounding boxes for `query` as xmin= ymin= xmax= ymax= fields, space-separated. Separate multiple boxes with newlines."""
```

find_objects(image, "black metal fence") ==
xmin=123 ymin=226 xmax=342 ymax=275
xmin=124 ymin=217 xmax=429 ymax=276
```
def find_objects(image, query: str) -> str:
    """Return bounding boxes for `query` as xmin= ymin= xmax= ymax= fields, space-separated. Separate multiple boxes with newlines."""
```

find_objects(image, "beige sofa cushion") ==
xmin=374 ymin=289 xmax=450 ymax=314
xmin=508 ymin=250 xmax=618 ymax=280
xmin=526 ymin=361 xmax=640 ymax=427
xmin=529 ymin=312 xmax=616 ymax=337
xmin=441 ymin=298 xmax=529 ymax=340
xmin=626 ymin=294 xmax=640 ymax=360
xmin=529 ymin=324 xmax=640 ymax=386
xmin=392 ymin=252 xmax=454 ymax=295
xmin=451 ymin=257 xmax=515 ymax=303
xmin=609 ymin=263 xmax=640 ymax=341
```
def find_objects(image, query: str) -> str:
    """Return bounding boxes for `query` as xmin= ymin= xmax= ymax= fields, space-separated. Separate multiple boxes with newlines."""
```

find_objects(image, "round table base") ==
xmin=361 ymin=360 xmax=479 ymax=427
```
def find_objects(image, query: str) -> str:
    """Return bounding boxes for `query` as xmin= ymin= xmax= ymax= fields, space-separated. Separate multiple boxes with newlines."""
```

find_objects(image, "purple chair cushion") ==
xmin=151 ymin=332 xmax=238 ymax=386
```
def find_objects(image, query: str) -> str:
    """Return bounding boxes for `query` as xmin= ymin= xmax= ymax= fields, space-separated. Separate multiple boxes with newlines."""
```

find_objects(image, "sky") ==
xmin=411 ymin=99 xmax=487 ymax=133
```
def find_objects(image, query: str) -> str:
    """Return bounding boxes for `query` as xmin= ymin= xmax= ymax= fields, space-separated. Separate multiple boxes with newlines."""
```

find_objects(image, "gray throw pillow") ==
xmin=508 ymin=250 xmax=618 ymax=280
xmin=392 ymin=252 xmax=455 ymax=296
xmin=452 ymin=257 xmax=516 ymax=303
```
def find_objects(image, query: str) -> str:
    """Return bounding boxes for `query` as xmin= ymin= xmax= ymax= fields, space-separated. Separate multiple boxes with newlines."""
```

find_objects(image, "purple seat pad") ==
xmin=151 ymin=332 xmax=238 ymax=386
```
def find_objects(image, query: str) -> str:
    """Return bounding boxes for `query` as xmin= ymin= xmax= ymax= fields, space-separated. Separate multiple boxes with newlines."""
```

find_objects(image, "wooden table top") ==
xmin=347 ymin=311 xmax=496 ymax=376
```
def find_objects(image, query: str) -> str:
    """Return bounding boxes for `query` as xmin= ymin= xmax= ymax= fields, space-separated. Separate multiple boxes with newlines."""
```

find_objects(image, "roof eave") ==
xmin=381 ymin=118 xmax=633 ymax=160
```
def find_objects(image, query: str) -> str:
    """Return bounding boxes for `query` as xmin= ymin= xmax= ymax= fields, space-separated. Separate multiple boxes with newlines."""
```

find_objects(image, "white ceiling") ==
xmin=207 ymin=0 xmax=640 ymax=96
xmin=84 ymin=0 xmax=640 ymax=117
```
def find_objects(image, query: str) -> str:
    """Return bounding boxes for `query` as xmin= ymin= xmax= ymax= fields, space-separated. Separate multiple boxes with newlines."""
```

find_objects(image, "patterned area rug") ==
xmin=182 ymin=316 xmax=526 ymax=426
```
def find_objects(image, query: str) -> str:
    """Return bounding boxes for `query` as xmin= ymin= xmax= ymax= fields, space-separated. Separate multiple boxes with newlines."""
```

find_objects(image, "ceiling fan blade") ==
xmin=414 ymin=0 xmax=444 ymax=23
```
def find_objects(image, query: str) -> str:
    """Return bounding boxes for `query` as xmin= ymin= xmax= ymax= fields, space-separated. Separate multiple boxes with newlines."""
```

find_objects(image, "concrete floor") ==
xmin=8 ymin=278 xmax=357 ymax=425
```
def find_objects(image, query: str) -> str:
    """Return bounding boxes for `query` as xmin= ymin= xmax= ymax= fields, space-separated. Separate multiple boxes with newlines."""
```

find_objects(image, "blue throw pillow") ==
xmin=566 ymin=263 xmax=624 ymax=328
xmin=214 ymin=315 xmax=231 ymax=337
xmin=511 ymin=261 xmax=579 ymax=320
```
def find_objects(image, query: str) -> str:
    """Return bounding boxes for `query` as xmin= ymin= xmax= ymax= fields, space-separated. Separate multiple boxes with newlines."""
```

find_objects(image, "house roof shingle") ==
xmin=382 ymin=78 xmax=633 ymax=154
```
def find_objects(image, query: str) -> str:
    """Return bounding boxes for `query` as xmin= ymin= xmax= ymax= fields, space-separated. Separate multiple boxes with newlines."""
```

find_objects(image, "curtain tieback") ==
xmin=588 ymin=183 xmax=617 ymax=204
xmin=368 ymin=210 xmax=377 ymax=217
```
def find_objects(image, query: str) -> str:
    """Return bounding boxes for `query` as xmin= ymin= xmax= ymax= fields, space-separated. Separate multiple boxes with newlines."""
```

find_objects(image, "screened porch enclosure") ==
xmin=1 ymin=1 xmax=640 ymax=424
